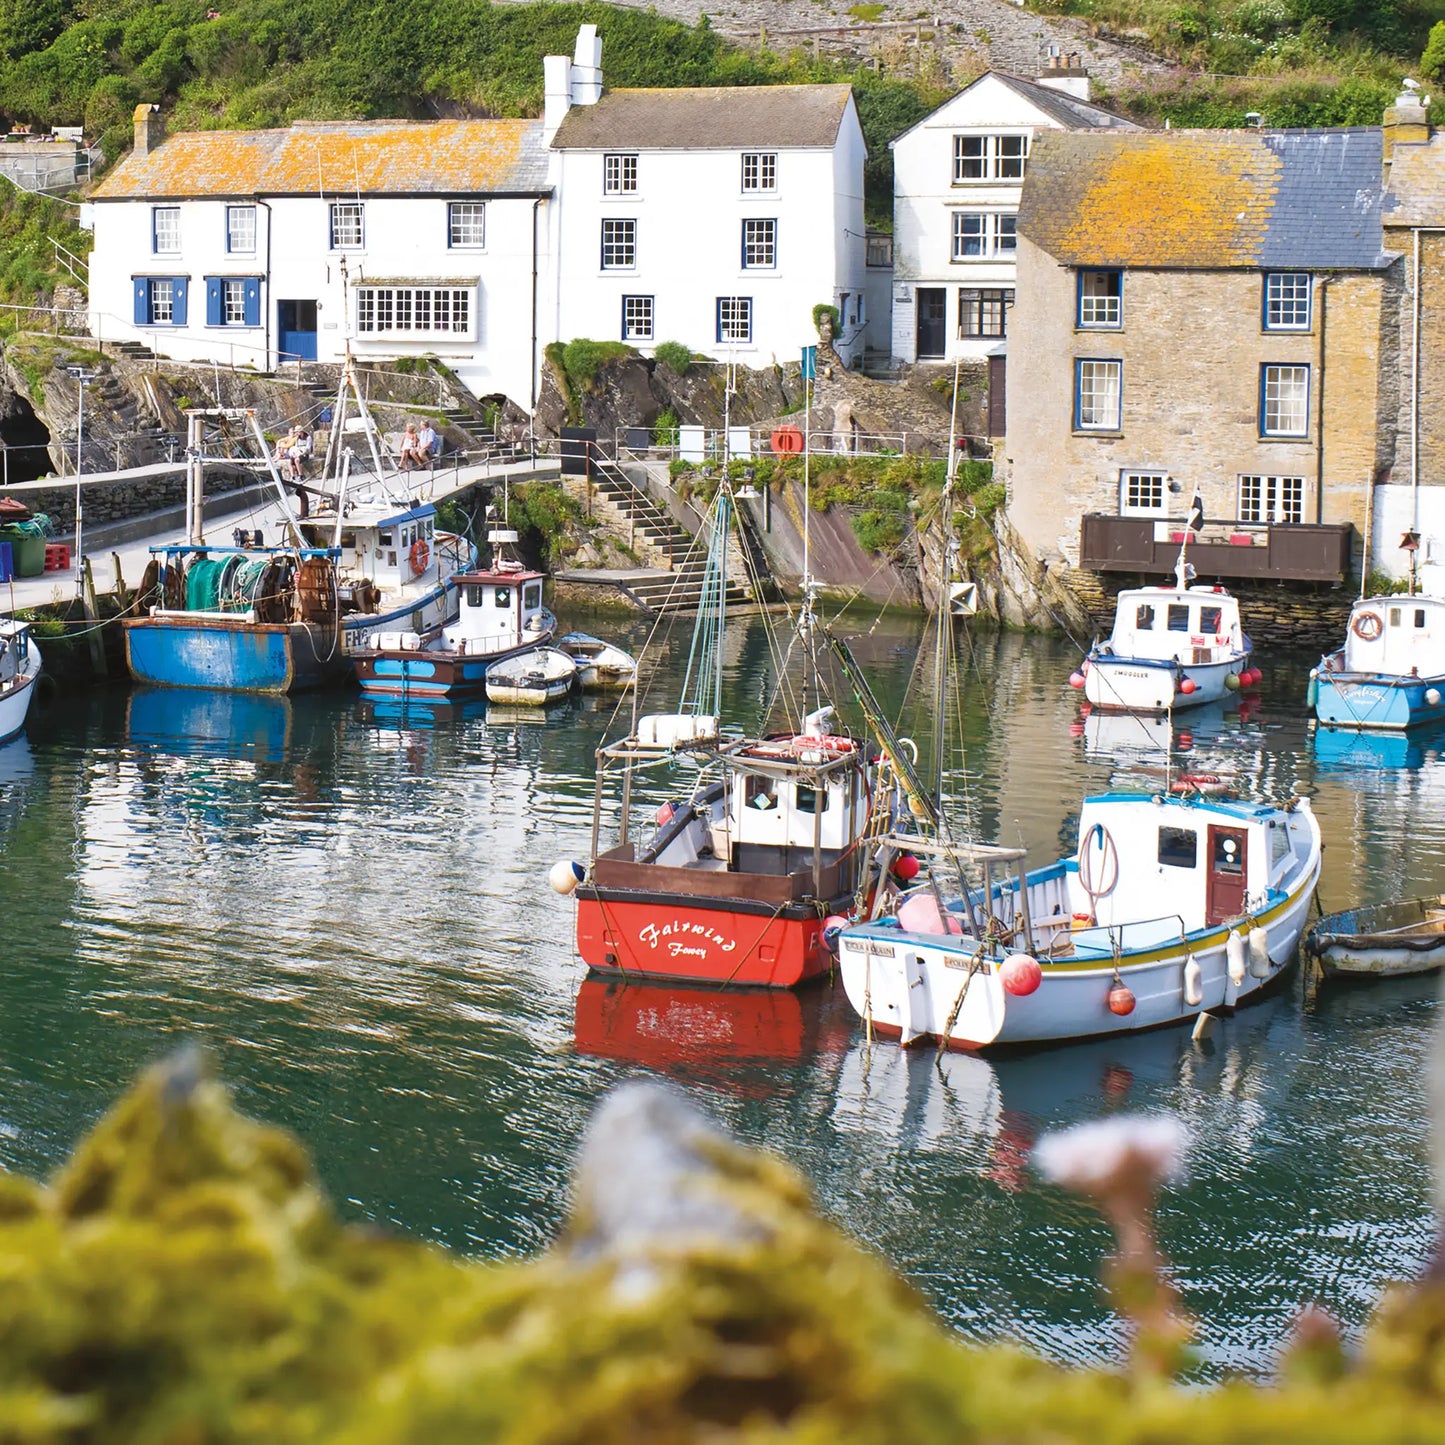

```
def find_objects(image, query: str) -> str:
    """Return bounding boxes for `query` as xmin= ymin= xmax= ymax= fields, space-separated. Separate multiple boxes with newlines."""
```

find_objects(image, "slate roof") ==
xmin=1383 ymin=132 xmax=1445 ymax=225
xmin=550 ymin=84 xmax=854 ymax=150
xmin=92 ymin=119 xmax=551 ymax=199
xmin=989 ymin=73 xmax=1139 ymax=132
xmin=1016 ymin=128 xmax=1390 ymax=270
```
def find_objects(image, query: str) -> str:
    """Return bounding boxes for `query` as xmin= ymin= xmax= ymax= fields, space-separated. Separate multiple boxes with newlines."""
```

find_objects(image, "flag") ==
xmin=1187 ymin=492 xmax=1206 ymax=532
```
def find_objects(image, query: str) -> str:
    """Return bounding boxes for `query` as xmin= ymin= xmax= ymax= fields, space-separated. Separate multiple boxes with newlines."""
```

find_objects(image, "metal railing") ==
xmin=613 ymin=425 xmax=923 ymax=463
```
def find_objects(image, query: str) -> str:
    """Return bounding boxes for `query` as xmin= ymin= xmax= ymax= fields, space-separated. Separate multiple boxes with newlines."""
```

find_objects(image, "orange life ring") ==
xmin=410 ymin=539 xmax=430 ymax=574
xmin=1351 ymin=609 xmax=1383 ymax=641
xmin=1170 ymin=773 xmax=1227 ymax=794
xmin=791 ymin=733 xmax=855 ymax=755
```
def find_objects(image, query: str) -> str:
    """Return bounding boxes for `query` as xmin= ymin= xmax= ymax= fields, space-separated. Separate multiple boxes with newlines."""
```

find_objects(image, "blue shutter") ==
xmin=243 ymin=279 xmax=260 ymax=327
xmin=205 ymin=278 xmax=222 ymax=327
xmin=133 ymin=279 xmax=149 ymax=325
xmin=172 ymin=277 xmax=188 ymax=326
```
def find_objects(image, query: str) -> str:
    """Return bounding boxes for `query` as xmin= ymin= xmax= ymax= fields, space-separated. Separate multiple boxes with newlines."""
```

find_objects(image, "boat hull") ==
xmin=124 ymin=617 xmax=351 ymax=693
xmin=1306 ymin=896 xmax=1445 ymax=978
xmin=354 ymin=640 xmax=539 ymax=700
xmin=1312 ymin=671 xmax=1445 ymax=730
xmin=1083 ymin=654 xmax=1245 ymax=712
xmin=0 ymin=672 xmax=36 ymax=745
xmin=838 ymin=867 xmax=1318 ymax=1050
xmin=575 ymin=888 xmax=840 ymax=988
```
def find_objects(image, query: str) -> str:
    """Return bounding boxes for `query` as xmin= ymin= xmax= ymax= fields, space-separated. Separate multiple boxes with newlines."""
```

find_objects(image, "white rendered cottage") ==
xmin=545 ymin=27 xmax=870 ymax=367
xmin=86 ymin=106 xmax=553 ymax=407
xmin=889 ymin=62 xmax=1136 ymax=371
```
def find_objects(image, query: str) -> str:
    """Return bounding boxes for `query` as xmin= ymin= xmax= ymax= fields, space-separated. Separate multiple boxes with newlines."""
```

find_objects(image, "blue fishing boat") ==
xmin=1309 ymin=591 xmax=1445 ymax=730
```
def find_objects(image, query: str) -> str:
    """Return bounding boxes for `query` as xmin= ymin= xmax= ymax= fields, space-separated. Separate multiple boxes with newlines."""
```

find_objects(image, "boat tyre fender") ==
xmin=410 ymin=539 xmax=430 ymax=574
xmin=1352 ymin=609 xmax=1384 ymax=641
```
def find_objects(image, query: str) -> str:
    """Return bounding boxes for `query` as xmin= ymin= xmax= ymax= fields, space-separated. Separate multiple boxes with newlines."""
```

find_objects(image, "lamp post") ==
xmin=67 ymin=367 xmax=96 ymax=595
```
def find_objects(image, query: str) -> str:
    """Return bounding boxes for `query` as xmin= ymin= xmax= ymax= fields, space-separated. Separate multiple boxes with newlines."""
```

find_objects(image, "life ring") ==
xmin=1351 ymin=609 xmax=1383 ymax=641
xmin=1170 ymin=773 xmax=1227 ymax=794
xmin=410 ymin=539 xmax=430 ymax=574
xmin=791 ymin=734 xmax=855 ymax=755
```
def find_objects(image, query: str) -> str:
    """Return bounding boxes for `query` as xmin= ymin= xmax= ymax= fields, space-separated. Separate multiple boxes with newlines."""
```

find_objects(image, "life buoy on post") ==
xmin=1352 ymin=609 xmax=1384 ymax=641
xmin=410 ymin=538 xmax=430 ymax=574
xmin=771 ymin=425 xmax=805 ymax=455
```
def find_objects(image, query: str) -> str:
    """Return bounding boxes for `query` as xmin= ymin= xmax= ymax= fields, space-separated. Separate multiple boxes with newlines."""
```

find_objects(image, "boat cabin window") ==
xmin=795 ymin=784 xmax=831 ymax=814
xmin=1213 ymin=832 xmax=1244 ymax=874
xmin=379 ymin=530 xmax=393 ymax=546
xmin=745 ymin=776 xmax=777 ymax=810
xmin=466 ymin=585 xmax=485 ymax=607
xmin=1417 ymin=609 xmax=1427 ymax=629
xmin=1391 ymin=607 xmax=1401 ymax=627
xmin=494 ymin=587 xmax=512 ymax=608
xmin=1200 ymin=605 xmax=1222 ymax=634
xmin=1158 ymin=827 xmax=1197 ymax=868
xmin=524 ymin=584 xmax=541 ymax=609
xmin=1167 ymin=604 xmax=1190 ymax=632
xmin=1135 ymin=604 xmax=1155 ymax=630
xmin=1269 ymin=821 xmax=1288 ymax=866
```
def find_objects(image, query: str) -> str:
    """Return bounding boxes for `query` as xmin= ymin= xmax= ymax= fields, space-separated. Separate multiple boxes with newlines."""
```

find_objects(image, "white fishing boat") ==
xmin=0 ymin=618 xmax=41 ymax=745
xmin=485 ymin=647 xmax=577 ymax=705
xmin=1305 ymin=896 xmax=1445 ymax=979
xmin=556 ymin=632 xmax=636 ymax=690
xmin=837 ymin=790 xmax=1321 ymax=1050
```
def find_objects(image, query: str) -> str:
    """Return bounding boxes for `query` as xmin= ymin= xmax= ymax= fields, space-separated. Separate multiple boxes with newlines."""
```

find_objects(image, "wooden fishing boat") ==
xmin=0 ymin=618 xmax=40 ymax=746
xmin=556 ymin=632 xmax=636 ymax=690
xmin=1305 ymin=896 xmax=1445 ymax=979
xmin=1310 ymin=592 xmax=1445 ymax=731
xmin=484 ymin=647 xmax=577 ymax=705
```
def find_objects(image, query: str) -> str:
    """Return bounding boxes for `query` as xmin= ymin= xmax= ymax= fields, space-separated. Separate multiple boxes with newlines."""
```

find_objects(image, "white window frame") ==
xmin=601 ymin=218 xmax=636 ymax=270
xmin=149 ymin=277 xmax=175 ymax=324
xmin=1264 ymin=272 xmax=1311 ymax=331
xmin=448 ymin=201 xmax=486 ymax=248
xmin=952 ymin=133 xmax=1030 ymax=184
xmin=225 ymin=205 xmax=255 ymax=255
xmin=1078 ymin=269 xmax=1123 ymax=328
xmin=622 ymin=294 xmax=654 ymax=341
xmin=1119 ymin=470 xmax=1168 ymax=517
xmin=1238 ymin=474 xmax=1305 ymax=524
xmin=951 ymin=211 xmax=1015 ymax=261
xmin=330 ymin=201 xmax=364 ymax=250
xmin=717 ymin=296 xmax=752 ymax=344
xmin=741 ymin=152 xmax=777 ymax=193
xmin=355 ymin=285 xmax=474 ymax=338
xmin=603 ymin=153 xmax=638 ymax=194
xmin=1260 ymin=364 xmax=1310 ymax=437
xmin=152 ymin=206 xmax=180 ymax=255
xmin=742 ymin=218 xmax=777 ymax=269
xmin=222 ymin=278 xmax=247 ymax=326
xmin=1076 ymin=359 xmax=1122 ymax=432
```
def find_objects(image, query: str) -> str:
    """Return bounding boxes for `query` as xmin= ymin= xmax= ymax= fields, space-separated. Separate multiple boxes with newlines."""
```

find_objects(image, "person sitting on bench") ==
xmin=416 ymin=419 xmax=441 ymax=469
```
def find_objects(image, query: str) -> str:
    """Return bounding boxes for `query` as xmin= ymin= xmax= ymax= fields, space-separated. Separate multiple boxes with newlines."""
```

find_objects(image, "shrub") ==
xmin=851 ymin=487 xmax=910 ymax=554
xmin=653 ymin=407 xmax=679 ymax=447
xmin=812 ymin=303 xmax=841 ymax=339
xmin=848 ymin=3 xmax=886 ymax=19
xmin=559 ymin=337 xmax=633 ymax=392
xmin=653 ymin=341 xmax=692 ymax=375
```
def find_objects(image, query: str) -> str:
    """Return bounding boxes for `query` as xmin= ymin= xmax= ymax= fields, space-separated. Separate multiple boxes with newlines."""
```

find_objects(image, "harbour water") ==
xmin=1 ymin=612 xmax=1442 ymax=1377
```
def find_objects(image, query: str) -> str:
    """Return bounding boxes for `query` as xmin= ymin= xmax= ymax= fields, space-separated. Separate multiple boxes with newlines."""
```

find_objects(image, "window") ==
xmin=1264 ymin=272 xmax=1311 ymax=330
xmin=1135 ymin=604 xmax=1155 ymax=629
xmin=952 ymin=133 xmax=1029 ymax=183
xmin=741 ymin=152 xmax=776 ymax=192
xmin=866 ymin=232 xmax=893 ymax=268
xmin=1260 ymin=364 xmax=1310 ymax=437
xmin=622 ymin=295 xmax=654 ymax=341
xmin=601 ymin=218 xmax=636 ymax=269
xmin=1119 ymin=470 xmax=1166 ymax=515
xmin=1200 ymin=605 xmax=1223 ymax=634
xmin=603 ymin=154 xmax=638 ymax=194
xmin=1158 ymin=827 xmax=1197 ymax=869
xmin=494 ymin=587 xmax=511 ymax=608
xmin=951 ymin=212 xmax=1015 ymax=260
xmin=742 ymin=218 xmax=776 ymax=268
xmin=958 ymin=287 xmax=1012 ymax=338
xmin=716 ymin=296 xmax=752 ymax=344
xmin=152 ymin=207 xmax=180 ymax=254
xmin=132 ymin=276 xmax=188 ymax=326
xmin=448 ymin=202 xmax=485 ymax=248
xmin=355 ymin=286 xmax=473 ymax=336
xmin=1075 ymin=359 xmax=1122 ymax=431
xmin=330 ymin=202 xmax=364 ymax=249
xmin=1212 ymin=832 xmax=1244 ymax=875
xmin=226 ymin=205 xmax=255 ymax=254
xmin=204 ymin=276 xmax=260 ymax=327
xmin=795 ymin=785 xmax=831 ymax=814
xmin=1167 ymin=604 xmax=1190 ymax=631
xmin=1078 ymin=269 xmax=1122 ymax=328
xmin=1238 ymin=474 xmax=1305 ymax=523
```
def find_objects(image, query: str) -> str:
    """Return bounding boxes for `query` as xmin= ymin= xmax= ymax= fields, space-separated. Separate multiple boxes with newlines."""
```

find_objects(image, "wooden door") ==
xmin=916 ymin=288 xmax=946 ymax=359
xmin=987 ymin=354 xmax=1007 ymax=437
xmin=1206 ymin=826 xmax=1248 ymax=926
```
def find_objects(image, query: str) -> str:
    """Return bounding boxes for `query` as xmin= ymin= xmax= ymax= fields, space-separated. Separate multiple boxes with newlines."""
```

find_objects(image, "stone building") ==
xmin=1004 ymin=125 xmax=1399 ymax=588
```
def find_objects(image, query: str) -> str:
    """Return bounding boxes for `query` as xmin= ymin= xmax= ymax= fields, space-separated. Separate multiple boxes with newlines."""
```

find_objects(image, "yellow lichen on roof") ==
xmin=1054 ymin=134 xmax=1279 ymax=268
xmin=93 ymin=119 xmax=544 ymax=199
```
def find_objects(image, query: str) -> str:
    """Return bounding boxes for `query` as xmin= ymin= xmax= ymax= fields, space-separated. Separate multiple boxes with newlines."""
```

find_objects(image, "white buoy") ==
xmin=1226 ymin=928 xmax=1246 ymax=987
xmin=1428 ymin=687 xmax=1442 ymax=707
xmin=549 ymin=859 xmax=586 ymax=895
xmin=1183 ymin=953 xmax=1203 ymax=1007
xmin=1248 ymin=927 xmax=1271 ymax=978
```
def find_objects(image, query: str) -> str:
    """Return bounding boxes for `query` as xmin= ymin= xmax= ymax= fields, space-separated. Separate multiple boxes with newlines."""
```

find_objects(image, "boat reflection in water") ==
xmin=574 ymin=975 xmax=852 ymax=1090
xmin=1071 ymin=696 xmax=1265 ymax=764
xmin=355 ymin=694 xmax=492 ymax=732
xmin=1312 ymin=719 xmax=1445 ymax=771
xmin=126 ymin=685 xmax=293 ymax=762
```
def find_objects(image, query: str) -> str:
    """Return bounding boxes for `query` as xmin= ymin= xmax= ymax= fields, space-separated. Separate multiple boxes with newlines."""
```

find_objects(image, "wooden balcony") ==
xmin=1079 ymin=515 xmax=1354 ymax=585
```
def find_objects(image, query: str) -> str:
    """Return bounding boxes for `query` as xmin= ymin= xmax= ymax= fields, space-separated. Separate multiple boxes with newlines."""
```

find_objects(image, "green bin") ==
xmin=0 ymin=528 xmax=45 ymax=578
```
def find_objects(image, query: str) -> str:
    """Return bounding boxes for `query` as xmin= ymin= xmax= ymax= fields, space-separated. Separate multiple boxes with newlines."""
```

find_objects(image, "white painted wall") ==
xmin=1371 ymin=482 xmax=1445 ymax=586
xmin=88 ymin=191 xmax=552 ymax=407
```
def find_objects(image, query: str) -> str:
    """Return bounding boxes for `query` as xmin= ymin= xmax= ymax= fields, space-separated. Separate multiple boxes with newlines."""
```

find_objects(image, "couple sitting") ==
xmin=272 ymin=428 xmax=313 ymax=481
xmin=399 ymin=421 xmax=441 ymax=472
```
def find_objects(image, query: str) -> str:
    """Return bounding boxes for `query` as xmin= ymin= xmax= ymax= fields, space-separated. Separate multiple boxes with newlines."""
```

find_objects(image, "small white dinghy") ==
xmin=0 ymin=618 xmax=41 ymax=746
xmin=484 ymin=647 xmax=577 ymax=706
xmin=1305 ymin=896 xmax=1445 ymax=979
xmin=556 ymin=632 xmax=636 ymax=690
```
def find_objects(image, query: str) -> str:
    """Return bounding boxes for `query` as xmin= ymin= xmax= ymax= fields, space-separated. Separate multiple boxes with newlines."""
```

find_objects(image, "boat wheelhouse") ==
xmin=837 ymin=790 xmax=1320 ymax=1050
xmin=1079 ymin=578 xmax=1253 ymax=713
xmin=1310 ymin=592 xmax=1445 ymax=730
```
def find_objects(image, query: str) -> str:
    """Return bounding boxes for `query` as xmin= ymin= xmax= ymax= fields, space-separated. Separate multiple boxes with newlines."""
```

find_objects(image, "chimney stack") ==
xmin=1037 ymin=49 xmax=1090 ymax=103
xmin=133 ymin=102 xmax=164 ymax=157
xmin=1383 ymin=82 xmax=1430 ymax=182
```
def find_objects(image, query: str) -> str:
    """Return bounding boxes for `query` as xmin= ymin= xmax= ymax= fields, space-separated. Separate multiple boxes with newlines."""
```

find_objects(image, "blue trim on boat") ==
xmin=1313 ymin=670 xmax=1445 ymax=730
